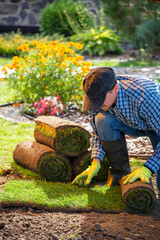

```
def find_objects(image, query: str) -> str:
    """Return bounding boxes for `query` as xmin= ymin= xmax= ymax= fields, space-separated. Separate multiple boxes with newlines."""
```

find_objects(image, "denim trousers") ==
xmin=95 ymin=110 xmax=160 ymax=191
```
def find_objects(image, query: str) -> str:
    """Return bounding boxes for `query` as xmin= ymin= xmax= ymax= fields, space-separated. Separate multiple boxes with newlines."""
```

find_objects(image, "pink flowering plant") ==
xmin=33 ymin=95 xmax=65 ymax=116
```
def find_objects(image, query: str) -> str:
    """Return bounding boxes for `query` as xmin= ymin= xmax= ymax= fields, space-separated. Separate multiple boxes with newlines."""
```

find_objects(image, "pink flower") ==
xmin=34 ymin=101 xmax=39 ymax=108
xmin=51 ymin=109 xmax=55 ymax=115
xmin=33 ymin=96 xmax=66 ymax=116
xmin=38 ymin=108 xmax=45 ymax=114
xmin=40 ymin=99 xmax=45 ymax=104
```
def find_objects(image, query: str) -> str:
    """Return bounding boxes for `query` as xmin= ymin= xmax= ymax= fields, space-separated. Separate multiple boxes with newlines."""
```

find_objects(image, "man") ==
xmin=72 ymin=67 xmax=160 ymax=191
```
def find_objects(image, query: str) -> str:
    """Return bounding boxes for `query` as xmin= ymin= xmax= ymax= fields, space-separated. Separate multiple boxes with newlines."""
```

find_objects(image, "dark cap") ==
xmin=82 ymin=67 xmax=117 ymax=111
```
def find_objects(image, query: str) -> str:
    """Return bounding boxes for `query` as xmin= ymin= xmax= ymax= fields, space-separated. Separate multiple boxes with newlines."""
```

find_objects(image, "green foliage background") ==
xmin=100 ymin=0 xmax=160 ymax=49
xmin=40 ymin=0 xmax=95 ymax=36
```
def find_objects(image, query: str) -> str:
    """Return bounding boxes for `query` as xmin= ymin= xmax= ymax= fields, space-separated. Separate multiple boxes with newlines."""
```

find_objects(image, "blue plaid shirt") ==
xmin=89 ymin=75 xmax=160 ymax=174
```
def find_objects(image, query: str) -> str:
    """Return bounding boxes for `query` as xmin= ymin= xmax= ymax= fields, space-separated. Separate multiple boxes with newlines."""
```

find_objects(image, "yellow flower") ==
xmin=17 ymin=44 xmax=30 ymax=52
xmin=32 ymin=40 xmax=38 ymax=46
xmin=51 ymin=41 xmax=57 ymax=46
xmin=12 ymin=56 xmax=19 ymax=62
xmin=75 ymin=55 xmax=83 ymax=61
xmin=68 ymin=42 xmax=75 ymax=47
xmin=60 ymin=62 xmax=67 ymax=68
xmin=75 ymin=43 xmax=83 ymax=50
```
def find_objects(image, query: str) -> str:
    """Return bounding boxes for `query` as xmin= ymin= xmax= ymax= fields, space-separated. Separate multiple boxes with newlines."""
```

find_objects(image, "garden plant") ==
xmin=2 ymin=41 xmax=91 ymax=108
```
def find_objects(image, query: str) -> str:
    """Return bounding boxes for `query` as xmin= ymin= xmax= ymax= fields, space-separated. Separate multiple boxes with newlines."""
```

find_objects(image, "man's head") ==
xmin=82 ymin=67 xmax=117 ymax=111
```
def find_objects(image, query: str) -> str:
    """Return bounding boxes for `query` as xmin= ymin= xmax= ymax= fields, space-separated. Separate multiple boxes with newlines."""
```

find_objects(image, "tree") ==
xmin=100 ymin=0 xmax=160 ymax=48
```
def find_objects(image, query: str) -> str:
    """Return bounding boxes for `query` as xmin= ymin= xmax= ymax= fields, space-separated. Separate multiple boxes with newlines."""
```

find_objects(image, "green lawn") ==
xmin=91 ymin=58 xmax=160 ymax=67
xmin=0 ymin=81 xmax=21 ymax=104
xmin=0 ymin=57 xmax=12 ymax=66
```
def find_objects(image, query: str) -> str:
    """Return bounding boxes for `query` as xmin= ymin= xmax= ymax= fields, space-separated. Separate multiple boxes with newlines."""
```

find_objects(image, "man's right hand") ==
xmin=72 ymin=161 xmax=101 ymax=187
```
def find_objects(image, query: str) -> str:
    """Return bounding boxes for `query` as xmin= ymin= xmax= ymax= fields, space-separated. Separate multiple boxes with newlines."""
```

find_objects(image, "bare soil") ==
xmin=0 ymin=200 xmax=160 ymax=240
xmin=0 ymin=104 xmax=160 ymax=240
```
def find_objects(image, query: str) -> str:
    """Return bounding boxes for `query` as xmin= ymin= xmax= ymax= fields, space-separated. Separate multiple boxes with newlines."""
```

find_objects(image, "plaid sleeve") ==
xmin=90 ymin=130 xmax=104 ymax=162
xmin=141 ymin=92 xmax=160 ymax=173
xmin=89 ymin=112 xmax=104 ymax=162
xmin=144 ymin=142 xmax=160 ymax=173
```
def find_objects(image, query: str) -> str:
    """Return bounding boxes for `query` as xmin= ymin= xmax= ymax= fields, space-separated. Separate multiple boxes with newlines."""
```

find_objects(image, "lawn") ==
xmin=90 ymin=58 xmax=160 ymax=67
xmin=0 ymin=57 xmax=12 ymax=66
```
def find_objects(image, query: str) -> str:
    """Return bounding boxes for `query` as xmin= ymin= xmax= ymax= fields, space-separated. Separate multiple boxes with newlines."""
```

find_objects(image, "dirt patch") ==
xmin=0 ymin=205 xmax=160 ymax=240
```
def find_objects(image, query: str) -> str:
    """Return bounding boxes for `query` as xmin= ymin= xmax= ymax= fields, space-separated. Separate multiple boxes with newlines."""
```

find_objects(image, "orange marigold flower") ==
xmin=51 ymin=41 xmax=57 ymax=46
xmin=75 ymin=43 xmax=83 ymax=50
xmin=13 ymin=102 xmax=20 ymax=107
xmin=75 ymin=55 xmax=83 ymax=61
xmin=12 ymin=56 xmax=19 ymax=62
xmin=60 ymin=62 xmax=67 ymax=68
xmin=32 ymin=40 xmax=38 ymax=46
xmin=1 ymin=66 xmax=7 ymax=72
xmin=68 ymin=42 xmax=75 ymax=47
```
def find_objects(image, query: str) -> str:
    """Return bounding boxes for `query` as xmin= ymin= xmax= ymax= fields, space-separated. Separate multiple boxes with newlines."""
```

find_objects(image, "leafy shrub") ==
xmin=40 ymin=0 xmax=95 ymax=36
xmin=71 ymin=27 xmax=123 ymax=56
xmin=101 ymin=0 xmax=160 ymax=49
xmin=0 ymin=32 xmax=26 ymax=57
xmin=0 ymin=31 xmax=65 ymax=57
xmin=2 ymin=41 xmax=92 ymax=105
xmin=133 ymin=19 xmax=160 ymax=49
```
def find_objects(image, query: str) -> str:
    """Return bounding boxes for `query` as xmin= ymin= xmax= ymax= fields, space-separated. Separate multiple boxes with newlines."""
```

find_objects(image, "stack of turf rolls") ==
xmin=13 ymin=116 xmax=109 ymax=183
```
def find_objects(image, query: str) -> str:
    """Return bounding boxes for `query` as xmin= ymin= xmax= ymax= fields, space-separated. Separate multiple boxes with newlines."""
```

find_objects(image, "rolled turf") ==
xmin=120 ymin=178 xmax=156 ymax=213
xmin=13 ymin=141 xmax=72 ymax=182
xmin=71 ymin=151 xmax=109 ymax=182
xmin=34 ymin=116 xmax=91 ymax=157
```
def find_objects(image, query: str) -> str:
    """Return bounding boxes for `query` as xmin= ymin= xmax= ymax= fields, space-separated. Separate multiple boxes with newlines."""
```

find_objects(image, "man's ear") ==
xmin=114 ymin=84 xmax=119 ymax=94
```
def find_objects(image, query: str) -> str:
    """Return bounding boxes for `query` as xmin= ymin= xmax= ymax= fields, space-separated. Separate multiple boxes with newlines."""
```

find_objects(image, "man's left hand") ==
xmin=123 ymin=166 xmax=152 ymax=184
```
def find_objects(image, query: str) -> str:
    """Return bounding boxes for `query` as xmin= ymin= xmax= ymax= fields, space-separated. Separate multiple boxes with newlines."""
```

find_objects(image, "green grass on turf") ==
xmin=0 ymin=179 xmax=126 ymax=212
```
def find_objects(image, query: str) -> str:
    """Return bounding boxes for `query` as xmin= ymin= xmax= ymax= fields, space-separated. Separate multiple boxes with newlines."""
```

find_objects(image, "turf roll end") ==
xmin=13 ymin=141 xmax=72 ymax=182
xmin=120 ymin=178 xmax=157 ymax=213
xmin=34 ymin=116 xmax=91 ymax=156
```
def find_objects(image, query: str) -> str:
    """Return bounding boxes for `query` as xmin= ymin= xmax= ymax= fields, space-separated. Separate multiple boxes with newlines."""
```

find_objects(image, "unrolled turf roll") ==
xmin=13 ymin=141 xmax=72 ymax=182
xmin=120 ymin=178 xmax=156 ymax=213
xmin=34 ymin=116 xmax=91 ymax=157
xmin=71 ymin=151 xmax=109 ymax=182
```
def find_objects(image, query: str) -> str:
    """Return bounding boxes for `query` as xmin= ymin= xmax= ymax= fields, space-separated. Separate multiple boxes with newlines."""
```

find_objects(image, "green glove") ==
xmin=72 ymin=162 xmax=101 ymax=187
xmin=123 ymin=166 xmax=152 ymax=185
